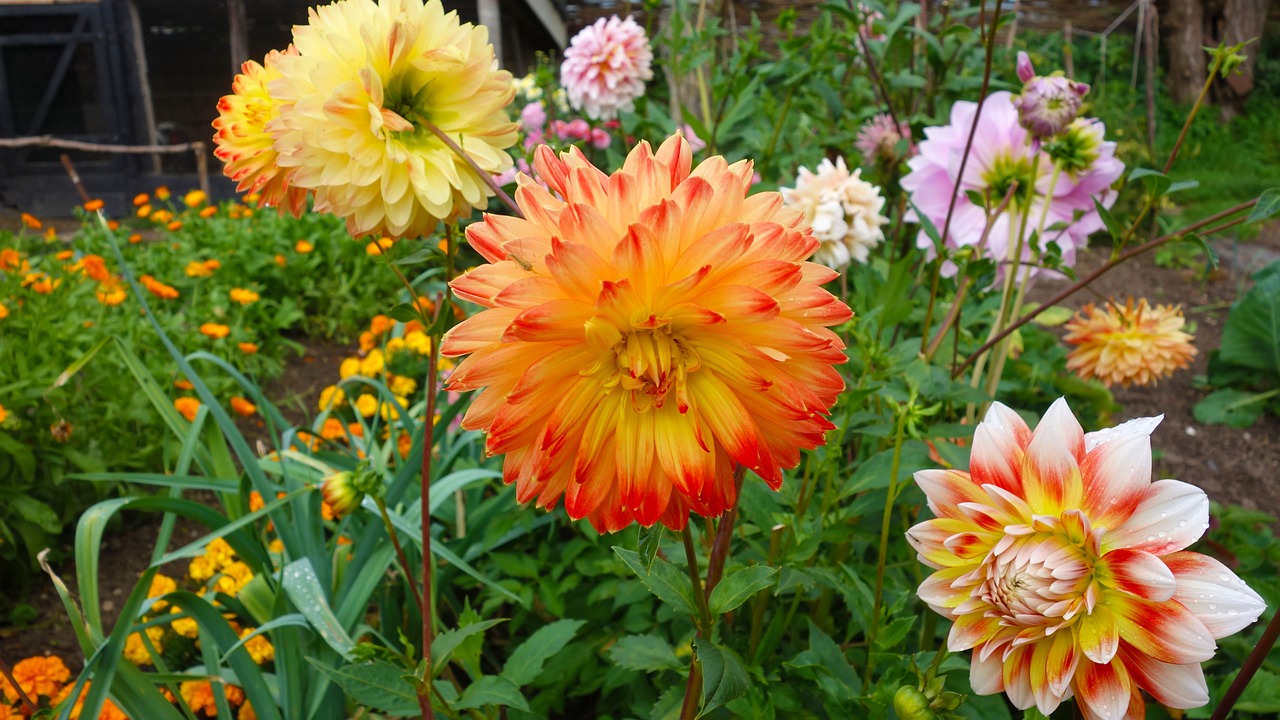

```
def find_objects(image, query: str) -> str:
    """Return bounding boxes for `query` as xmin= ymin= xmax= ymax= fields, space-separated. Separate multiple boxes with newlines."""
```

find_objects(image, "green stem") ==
xmin=420 ymin=119 xmax=523 ymax=220
xmin=1163 ymin=51 xmax=1226 ymax=175
xmin=864 ymin=409 xmax=909 ymax=686
xmin=1210 ymin=607 xmax=1280 ymax=720
xmin=679 ymin=524 xmax=711 ymax=720
xmin=375 ymin=496 xmax=424 ymax=614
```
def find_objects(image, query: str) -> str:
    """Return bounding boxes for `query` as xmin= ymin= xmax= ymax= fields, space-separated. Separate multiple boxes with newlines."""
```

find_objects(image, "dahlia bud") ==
xmin=1012 ymin=51 xmax=1089 ymax=140
xmin=320 ymin=470 xmax=380 ymax=518
xmin=893 ymin=686 xmax=938 ymax=720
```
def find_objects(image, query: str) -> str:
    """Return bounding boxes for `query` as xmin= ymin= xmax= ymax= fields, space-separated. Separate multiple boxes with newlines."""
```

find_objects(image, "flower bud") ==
xmin=321 ymin=471 xmax=362 ymax=518
xmin=893 ymin=686 xmax=938 ymax=720
xmin=1012 ymin=52 xmax=1089 ymax=140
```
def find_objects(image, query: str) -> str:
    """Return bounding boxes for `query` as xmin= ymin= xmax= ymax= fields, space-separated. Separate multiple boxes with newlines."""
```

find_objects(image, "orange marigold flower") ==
xmin=347 ymin=422 xmax=364 ymax=439
xmin=107 ymin=220 xmax=120 ymax=231
xmin=320 ymin=417 xmax=346 ymax=441
xmin=136 ymin=203 xmax=153 ymax=218
xmin=1 ymin=655 xmax=71 ymax=701
xmin=442 ymin=135 xmax=852 ymax=532
xmin=183 ymin=189 xmax=208 ymax=207
xmin=294 ymin=239 xmax=313 ymax=254
xmin=273 ymin=254 xmax=286 ymax=267
xmin=200 ymin=322 xmax=231 ymax=339
xmin=174 ymin=379 xmax=194 ymax=390
xmin=155 ymin=186 xmax=171 ymax=200
xmin=150 ymin=209 xmax=173 ymax=223
xmin=175 ymin=397 xmax=201 ymax=422
xmin=180 ymin=680 xmax=244 ymax=715
xmin=56 ymin=249 xmax=74 ymax=261
xmin=267 ymin=0 xmax=517 ymax=239
xmin=1063 ymin=298 xmax=1196 ymax=388
xmin=230 ymin=287 xmax=260 ymax=305
xmin=213 ymin=48 xmax=309 ymax=215
xmin=83 ymin=199 xmax=104 ymax=212
xmin=22 ymin=272 xmax=60 ymax=294
xmin=133 ymin=193 xmax=150 ymax=206
xmin=44 ymin=227 xmax=56 ymax=241
xmin=368 ymin=314 xmax=393 ymax=337
xmin=231 ymin=396 xmax=257 ymax=417
xmin=167 ymin=220 xmax=183 ymax=231
xmin=243 ymin=192 xmax=261 ymax=205
xmin=0 ymin=304 xmax=7 ymax=321
xmin=0 ymin=248 xmax=26 ymax=272
xmin=140 ymin=274 xmax=180 ymax=299
xmin=199 ymin=205 xmax=219 ymax=218
xmin=53 ymin=680 xmax=129 ymax=720
xmin=366 ymin=237 xmax=394 ymax=256
xmin=96 ymin=278 xmax=127 ymax=306
xmin=21 ymin=212 xmax=42 ymax=229
xmin=128 ymin=233 xmax=143 ymax=244
xmin=205 ymin=259 xmax=221 ymax=271
xmin=185 ymin=260 xmax=215 ymax=277
xmin=238 ymin=341 xmax=259 ymax=354
xmin=0 ymin=404 xmax=7 ymax=423
xmin=76 ymin=254 xmax=110 ymax=282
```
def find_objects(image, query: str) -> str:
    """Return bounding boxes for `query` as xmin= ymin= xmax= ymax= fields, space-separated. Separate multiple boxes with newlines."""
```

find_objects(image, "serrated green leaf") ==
xmin=874 ymin=615 xmax=916 ymax=650
xmin=502 ymin=619 xmax=585 ymax=686
xmin=1218 ymin=270 xmax=1280 ymax=376
xmin=306 ymin=659 xmax=420 ymax=716
xmin=637 ymin=524 xmax=665 ymax=571
xmin=696 ymin=640 xmax=749 ymax=716
xmin=614 ymin=548 xmax=698 ymax=617
xmin=607 ymin=634 xmax=684 ymax=673
xmin=431 ymin=619 xmax=505 ymax=673
xmin=707 ymin=566 xmax=778 ymax=615
xmin=454 ymin=675 xmax=530 ymax=711
xmin=1247 ymin=188 xmax=1280 ymax=224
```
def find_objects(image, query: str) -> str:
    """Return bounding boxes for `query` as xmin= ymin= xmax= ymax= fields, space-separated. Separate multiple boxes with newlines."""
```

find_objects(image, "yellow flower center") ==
xmin=979 ymin=513 xmax=1100 ymax=633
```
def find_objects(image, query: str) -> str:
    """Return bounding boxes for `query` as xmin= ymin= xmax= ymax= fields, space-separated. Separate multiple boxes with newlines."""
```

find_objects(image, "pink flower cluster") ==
xmin=901 ymin=91 xmax=1123 ymax=274
xmin=560 ymin=16 xmax=654 ymax=120
xmin=855 ymin=113 xmax=914 ymax=163
xmin=518 ymin=101 xmax=611 ymax=151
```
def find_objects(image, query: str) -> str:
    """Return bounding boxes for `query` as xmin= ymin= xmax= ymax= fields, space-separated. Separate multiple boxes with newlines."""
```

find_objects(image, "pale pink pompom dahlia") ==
xmin=908 ymin=399 xmax=1266 ymax=719
xmin=901 ymin=92 xmax=1123 ymax=274
xmin=560 ymin=16 xmax=654 ymax=121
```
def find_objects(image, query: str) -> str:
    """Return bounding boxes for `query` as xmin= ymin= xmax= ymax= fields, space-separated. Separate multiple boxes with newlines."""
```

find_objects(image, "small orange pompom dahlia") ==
xmin=1063 ymin=298 xmax=1195 ymax=388
xmin=442 ymin=135 xmax=852 ymax=532
xmin=213 ymin=48 xmax=309 ymax=215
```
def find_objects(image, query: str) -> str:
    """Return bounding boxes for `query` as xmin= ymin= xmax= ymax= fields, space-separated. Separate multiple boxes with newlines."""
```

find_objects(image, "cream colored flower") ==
xmin=781 ymin=156 xmax=888 ymax=269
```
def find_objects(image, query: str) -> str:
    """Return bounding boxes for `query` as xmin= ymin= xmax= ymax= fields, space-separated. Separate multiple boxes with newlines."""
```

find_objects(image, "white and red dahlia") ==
xmin=908 ymin=399 xmax=1265 ymax=719
xmin=441 ymin=134 xmax=851 ymax=533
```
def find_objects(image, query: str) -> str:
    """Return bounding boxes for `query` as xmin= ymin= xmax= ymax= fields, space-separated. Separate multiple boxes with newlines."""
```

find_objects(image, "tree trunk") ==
xmin=1220 ymin=0 xmax=1271 ymax=106
xmin=1163 ymin=0 xmax=1206 ymax=104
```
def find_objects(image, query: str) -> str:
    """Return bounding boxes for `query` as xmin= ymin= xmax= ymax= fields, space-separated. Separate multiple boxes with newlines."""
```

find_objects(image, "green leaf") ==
xmin=1093 ymin=196 xmax=1125 ymax=241
xmin=1032 ymin=305 xmax=1075 ymax=327
xmin=696 ymin=640 xmax=749 ymax=716
xmin=607 ymin=634 xmax=684 ymax=673
xmin=874 ymin=615 xmax=916 ymax=650
xmin=1185 ymin=233 xmax=1219 ymax=270
xmin=1218 ymin=270 xmax=1280 ymax=376
xmin=1193 ymin=389 xmax=1273 ymax=428
xmin=1247 ymin=188 xmax=1280 ymax=224
xmin=453 ymin=675 xmax=530 ymax=712
xmin=501 ymin=619 xmax=585 ymax=686
xmin=637 ymin=524 xmax=665 ymax=571
xmin=1236 ymin=668 xmax=1280 ymax=713
xmin=788 ymin=620 xmax=860 ymax=703
xmin=614 ymin=548 xmax=698 ymax=617
xmin=282 ymin=558 xmax=356 ymax=659
xmin=707 ymin=566 xmax=778 ymax=615
xmin=387 ymin=302 xmax=423 ymax=323
xmin=1129 ymin=167 xmax=1172 ymax=197
xmin=1167 ymin=179 xmax=1200 ymax=194
xmin=306 ymin=659 xmax=420 ymax=716
xmin=0 ymin=431 xmax=35 ymax=482
xmin=12 ymin=496 xmax=60 ymax=534
xmin=431 ymin=619 xmax=506 ymax=672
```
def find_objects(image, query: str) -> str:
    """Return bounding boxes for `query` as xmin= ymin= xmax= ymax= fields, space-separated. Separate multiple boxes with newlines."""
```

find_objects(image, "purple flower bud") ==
xmin=1017 ymin=51 xmax=1035 ymax=83
xmin=1013 ymin=56 xmax=1090 ymax=139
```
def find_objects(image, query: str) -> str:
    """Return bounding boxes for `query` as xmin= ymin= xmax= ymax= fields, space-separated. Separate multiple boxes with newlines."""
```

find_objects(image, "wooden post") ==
xmin=1004 ymin=0 xmax=1019 ymax=49
xmin=477 ymin=0 xmax=502 ymax=66
xmin=194 ymin=142 xmax=210 ymax=197
xmin=227 ymin=0 xmax=249 ymax=75
xmin=1064 ymin=21 xmax=1074 ymax=78
xmin=1143 ymin=2 xmax=1157 ymax=160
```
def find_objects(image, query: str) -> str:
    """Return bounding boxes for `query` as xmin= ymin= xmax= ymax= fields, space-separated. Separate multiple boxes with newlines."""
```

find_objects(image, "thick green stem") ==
xmin=864 ymin=410 xmax=909 ymax=686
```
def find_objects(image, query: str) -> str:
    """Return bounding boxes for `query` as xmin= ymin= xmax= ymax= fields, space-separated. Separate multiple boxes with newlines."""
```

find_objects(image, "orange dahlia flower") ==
xmin=213 ymin=48 xmax=309 ymax=215
xmin=1063 ymin=298 xmax=1195 ymax=388
xmin=908 ymin=399 xmax=1265 ymax=718
xmin=442 ymin=134 xmax=852 ymax=532
xmin=267 ymin=0 xmax=517 ymax=238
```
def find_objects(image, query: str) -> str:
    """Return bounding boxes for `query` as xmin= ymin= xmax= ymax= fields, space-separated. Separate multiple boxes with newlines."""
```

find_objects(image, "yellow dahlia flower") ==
xmin=1063 ymin=298 xmax=1195 ymax=388
xmin=442 ymin=134 xmax=852 ymax=533
xmin=213 ymin=48 xmax=309 ymax=215
xmin=268 ymin=0 xmax=518 ymax=238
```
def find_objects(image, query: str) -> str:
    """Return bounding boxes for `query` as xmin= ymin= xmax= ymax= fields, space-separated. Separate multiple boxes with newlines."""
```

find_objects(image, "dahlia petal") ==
xmin=1119 ymin=645 xmax=1210 ymax=709
xmin=969 ymin=650 xmax=1005 ymax=695
xmin=1109 ymin=595 xmax=1215 ymax=664
xmin=917 ymin=567 xmax=977 ymax=613
xmin=1073 ymin=659 xmax=1131 ymax=720
xmin=1105 ymin=479 xmax=1209 ymax=555
xmin=504 ymin=300 xmax=595 ymax=343
xmin=1163 ymin=551 xmax=1267 ymax=638
xmin=1083 ymin=414 xmax=1163 ymax=452
xmin=969 ymin=402 xmax=1031 ymax=492
xmin=1080 ymin=422 xmax=1154 ymax=529
xmin=545 ymin=239 xmax=610 ymax=301
xmin=686 ymin=372 xmax=767 ymax=480
xmin=1076 ymin=604 xmax=1119 ymax=664
xmin=948 ymin=611 xmax=1000 ymax=652
xmin=653 ymin=404 xmax=715 ymax=497
xmin=1095 ymin=547 xmax=1177 ymax=601
xmin=1021 ymin=398 xmax=1085 ymax=514
xmin=441 ymin=307 xmax=519 ymax=355
xmin=1002 ymin=645 xmax=1036 ymax=710
xmin=914 ymin=468 xmax=987 ymax=520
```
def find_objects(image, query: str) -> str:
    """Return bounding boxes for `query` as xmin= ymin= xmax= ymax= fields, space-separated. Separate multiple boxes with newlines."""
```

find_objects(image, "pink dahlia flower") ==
xmin=901 ymin=92 xmax=1123 ymax=274
xmin=560 ymin=16 xmax=654 ymax=120
xmin=855 ymin=112 xmax=913 ymax=163
xmin=908 ymin=399 xmax=1266 ymax=719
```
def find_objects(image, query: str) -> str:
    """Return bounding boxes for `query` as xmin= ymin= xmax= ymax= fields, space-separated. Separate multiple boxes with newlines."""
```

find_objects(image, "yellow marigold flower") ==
xmin=318 ymin=385 xmax=346 ymax=410
xmin=23 ymin=272 xmax=61 ymax=294
xmin=380 ymin=395 xmax=408 ymax=422
xmin=230 ymin=287 xmax=261 ymax=305
xmin=215 ymin=561 xmax=254 ymax=595
xmin=404 ymin=330 xmax=431 ymax=355
xmin=366 ymin=237 xmax=394 ymax=256
xmin=137 ymin=204 xmax=153 ymax=218
xmin=200 ymin=322 xmax=231 ymax=339
xmin=231 ymin=396 xmax=258 ymax=417
xmin=148 ymin=572 xmax=177 ymax=611
xmin=199 ymin=205 xmax=218 ymax=218
xmin=338 ymin=357 xmax=361 ymax=378
xmin=187 ymin=555 xmax=214 ymax=582
xmin=180 ymin=680 xmax=244 ymax=715
xmin=150 ymin=209 xmax=173 ymax=223
xmin=384 ymin=337 xmax=406 ymax=356
xmin=96 ymin=279 xmax=127 ymax=306
xmin=442 ymin=135 xmax=852 ymax=532
xmin=155 ymin=185 xmax=171 ymax=200
xmin=133 ymin=193 xmax=150 ymax=206
xmin=239 ymin=341 xmax=259 ymax=354
xmin=185 ymin=260 xmax=215 ymax=277
xmin=239 ymin=627 xmax=276 ymax=665
xmin=294 ymin=239 xmax=313 ymax=253
xmin=213 ymin=48 xmax=310 ymax=215
xmin=167 ymin=220 xmax=183 ymax=231
xmin=124 ymin=625 xmax=166 ymax=666
xmin=83 ymin=199 xmax=104 ymax=212
xmin=388 ymin=374 xmax=417 ymax=397
xmin=175 ymin=397 xmax=201 ymax=422
xmin=206 ymin=537 xmax=237 ymax=567
xmin=268 ymin=538 xmax=285 ymax=553
xmin=1064 ymin=297 xmax=1196 ymax=388
xmin=360 ymin=349 xmax=385 ymax=377
xmin=1 ymin=655 xmax=70 ymax=702
xmin=268 ymin=0 xmax=517 ymax=239
xmin=21 ymin=212 xmax=42 ymax=229
xmin=354 ymin=394 xmax=378 ymax=418
xmin=183 ymin=189 xmax=208 ymax=207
